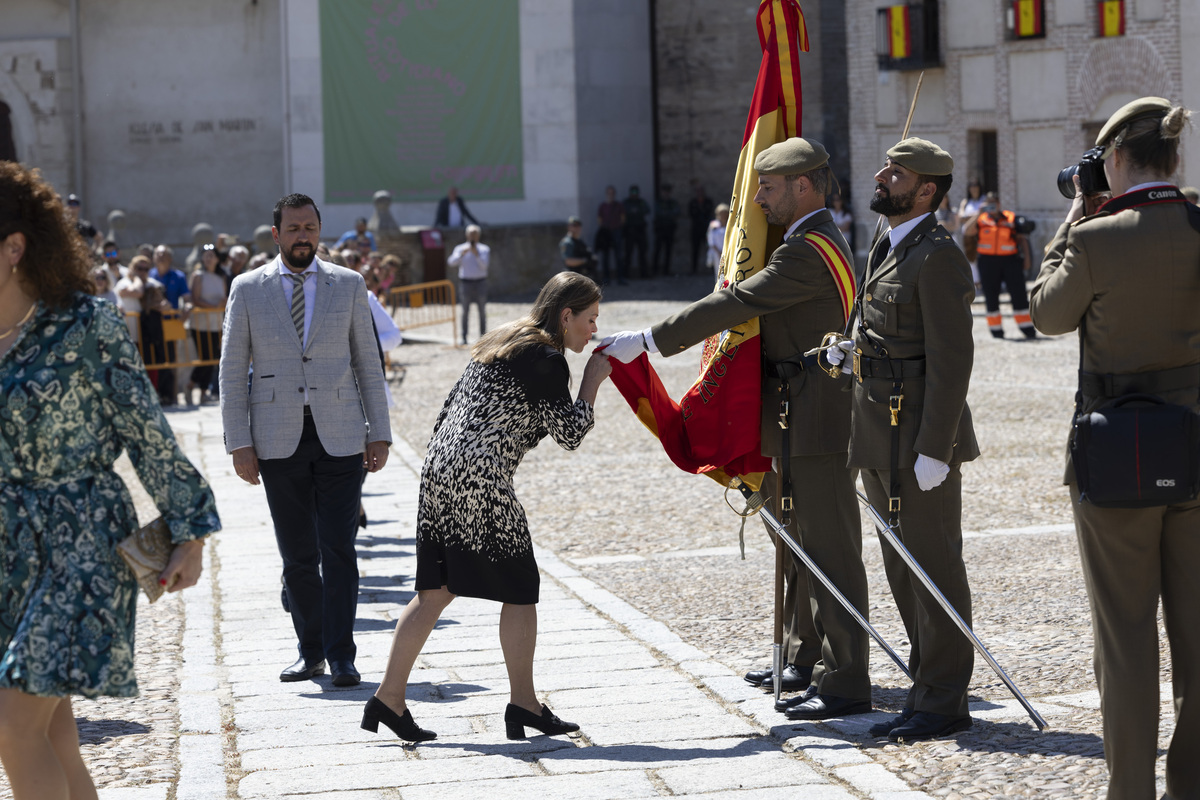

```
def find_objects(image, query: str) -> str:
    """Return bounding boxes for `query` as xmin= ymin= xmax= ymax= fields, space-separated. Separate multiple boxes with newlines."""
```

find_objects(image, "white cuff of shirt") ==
xmin=642 ymin=328 xmax=659 ymax=354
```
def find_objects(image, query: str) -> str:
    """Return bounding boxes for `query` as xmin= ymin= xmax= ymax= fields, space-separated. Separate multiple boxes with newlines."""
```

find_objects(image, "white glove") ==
xmin=825 ymin=339 xmax=856 ymax=375
xmin=598 ymin=329 xmax=651 ymax=363
xmin=914 ymin=454 xmax=950 ymax=491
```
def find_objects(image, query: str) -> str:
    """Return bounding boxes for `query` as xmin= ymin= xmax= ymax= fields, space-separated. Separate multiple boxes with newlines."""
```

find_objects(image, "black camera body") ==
xmin=1057 ymin=146 xmax=1110 ymax=199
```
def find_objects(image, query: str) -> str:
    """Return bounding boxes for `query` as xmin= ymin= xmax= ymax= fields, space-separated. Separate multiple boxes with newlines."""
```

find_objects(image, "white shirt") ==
xmin=447 ymin=241 xmax=491 ymax=280
xmin=886 ymin=212 xmax=933 ymax=251
xmin=278 ymin=257 xmax=318 ymax=349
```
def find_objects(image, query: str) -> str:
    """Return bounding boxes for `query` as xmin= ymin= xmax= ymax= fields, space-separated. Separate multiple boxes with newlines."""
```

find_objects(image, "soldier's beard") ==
xmin=869 ymin=184 xmax=920 ymax=217
xmin=284 ymin=242 xmax=316 ymax=270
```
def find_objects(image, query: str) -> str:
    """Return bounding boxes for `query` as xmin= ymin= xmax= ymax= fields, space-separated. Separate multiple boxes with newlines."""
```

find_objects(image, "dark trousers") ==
xmin=653 ymin=225 xmax=676 ymax=275
xmin=689 ymin=226 xmax=707 ymax=274
xmin=624 ymin=227 xmax=648 ymax=277
xmin=760 ymin=455 xmax=871 ymax=699
xmin=595 ymin=228 xmax=623 ymax=284
xmin=862 ymin=466 xmax=974 ymax=716
xmin=259 ymin=414 xmax=364 ymax=663
xmin=977 ymin=254 xmax=1029 ymax=313
xmin=190 ymin=329 xmax=221 ymax=389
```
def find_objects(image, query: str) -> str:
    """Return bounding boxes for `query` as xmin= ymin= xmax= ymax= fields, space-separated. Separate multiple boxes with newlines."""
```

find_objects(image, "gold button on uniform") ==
xmin=865 ymin=293 xmax=872 ymax=302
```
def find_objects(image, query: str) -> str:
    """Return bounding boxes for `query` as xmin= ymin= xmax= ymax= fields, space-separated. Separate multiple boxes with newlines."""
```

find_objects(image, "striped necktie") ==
xmin=287 ymin=271 xmax=309 ymax=343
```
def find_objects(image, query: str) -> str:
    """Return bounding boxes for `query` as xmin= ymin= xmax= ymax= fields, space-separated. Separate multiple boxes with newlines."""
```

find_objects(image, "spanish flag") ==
xmin=606 ymin=0 xmax=809 ymax=490
xmin=887 ymin=5 xmax=911 ymax=59
xmin=1099 ymin=0 xmax=1124 ymax=36
xmin=1014 ymin=0 xmax=1043 ymax=37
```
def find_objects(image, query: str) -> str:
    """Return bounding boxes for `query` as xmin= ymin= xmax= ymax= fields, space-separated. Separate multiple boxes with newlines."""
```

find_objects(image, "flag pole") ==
xmin=869 ymin=71 xmax=925 ymax=250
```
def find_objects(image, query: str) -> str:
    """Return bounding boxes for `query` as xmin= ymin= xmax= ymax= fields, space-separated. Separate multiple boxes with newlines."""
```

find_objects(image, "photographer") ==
xmin=1030 ymin=97 xmax=1200 ymax=800
xmin=963 ymin=191 xmax=1035 ymax=339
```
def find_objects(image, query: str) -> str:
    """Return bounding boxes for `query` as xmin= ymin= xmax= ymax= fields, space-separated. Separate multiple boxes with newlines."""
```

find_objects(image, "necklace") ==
xmin=0 ymin=302 xmax=36 ymax=339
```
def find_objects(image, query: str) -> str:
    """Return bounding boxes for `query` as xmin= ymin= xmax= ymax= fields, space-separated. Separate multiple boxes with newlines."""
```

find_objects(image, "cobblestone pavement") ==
xmin=1 ymin=274 xmax=1174 ymax=799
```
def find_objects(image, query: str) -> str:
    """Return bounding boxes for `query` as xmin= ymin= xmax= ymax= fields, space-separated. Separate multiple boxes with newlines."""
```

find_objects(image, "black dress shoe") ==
xmin=280 ymin=657 xmax=325 ymax=682
xmin=329 ymin=660 xmax=361 ymax=687
xmin=784 ymin=693 xmax=873 ymax=721
xmin=775 ymin=683 xmax=820 ymax=712
xmin=745 ymin=663 xmax=812 ymax=690
xmin=504 ymin=703 xmax=579 ymax=739
xmin=361 ymin=696 xmax=436 ymax=742
xmin=744 ymin=665 xmax=773 ymax=686
xmin=887 ymin=711 xmax=972 ymax=742
xmin=868 ymin=707 xmax=915 ymax=737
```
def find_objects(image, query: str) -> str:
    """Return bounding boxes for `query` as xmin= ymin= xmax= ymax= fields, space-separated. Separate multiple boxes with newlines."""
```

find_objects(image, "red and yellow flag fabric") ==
xmin=1014 ymin=0 xmax=1043 ymax=37
xmin=1099 ymin=0 xmax=1125 ymax=36
xmin=606 ymin=0 xmax=809 ymax=490
xmin=886 ymin=6 xmax=911 ymax=59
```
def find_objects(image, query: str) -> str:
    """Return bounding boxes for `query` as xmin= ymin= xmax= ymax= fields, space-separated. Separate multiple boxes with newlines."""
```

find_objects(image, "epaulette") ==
xmin=1070 ymin=210 xmax=1111 ymax=228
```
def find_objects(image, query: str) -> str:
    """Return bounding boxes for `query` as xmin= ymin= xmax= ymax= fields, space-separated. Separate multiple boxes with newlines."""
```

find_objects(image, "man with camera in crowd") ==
xmin=962 ymin=191 xmax=1036 ymax=339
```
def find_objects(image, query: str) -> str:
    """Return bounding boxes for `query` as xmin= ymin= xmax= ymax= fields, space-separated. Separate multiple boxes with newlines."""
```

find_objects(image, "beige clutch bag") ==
xmin=116 ymin=517 xmax=174 ymax=603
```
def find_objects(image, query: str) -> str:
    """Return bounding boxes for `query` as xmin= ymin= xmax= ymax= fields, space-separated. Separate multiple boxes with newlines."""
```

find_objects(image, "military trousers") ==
xmin=1069 ymin=483 xmax=1200 ymax=800
xmin=862 ymin=465 xmax=974 ymax=717
xmin=759 ymin=453 xmax=870 ymax=700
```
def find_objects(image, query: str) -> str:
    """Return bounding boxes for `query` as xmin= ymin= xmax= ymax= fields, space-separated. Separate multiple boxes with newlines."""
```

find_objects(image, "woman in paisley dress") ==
xmin=362 ymin=271 xmax=610 ymax=743
xmin=0 ymin=162 xmax=221 ymax=799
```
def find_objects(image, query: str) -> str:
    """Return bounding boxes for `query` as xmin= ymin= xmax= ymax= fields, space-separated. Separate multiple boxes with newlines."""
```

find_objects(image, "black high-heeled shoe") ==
xmin=361 ymin=696 xmax=436 ymax=742
xmin=504 ymin=703 xmax=579 ymax=739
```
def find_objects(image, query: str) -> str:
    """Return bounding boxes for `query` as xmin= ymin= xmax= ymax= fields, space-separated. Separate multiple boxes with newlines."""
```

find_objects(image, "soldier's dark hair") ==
xmin=273 ymin=193 xmax=321 ymax=230
xmin=788 ymin=166 xmax=839 ymax=199
xmin=918 ymin=173 xmax=953 ymax=213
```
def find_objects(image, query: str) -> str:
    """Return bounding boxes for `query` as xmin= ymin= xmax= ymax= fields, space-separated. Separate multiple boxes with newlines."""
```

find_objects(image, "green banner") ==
xmin=319 ymin=0 xmax=523 ymax=204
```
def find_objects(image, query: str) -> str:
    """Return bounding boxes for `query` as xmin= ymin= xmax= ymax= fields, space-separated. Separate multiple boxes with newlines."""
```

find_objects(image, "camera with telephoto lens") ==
xmin=1057 ymin=146 xmax=1110 ymax=199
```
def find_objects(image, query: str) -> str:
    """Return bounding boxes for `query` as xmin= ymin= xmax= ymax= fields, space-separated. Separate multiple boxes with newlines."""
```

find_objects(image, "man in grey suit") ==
xmin=220 ymin=193 xmax=392 ymax=686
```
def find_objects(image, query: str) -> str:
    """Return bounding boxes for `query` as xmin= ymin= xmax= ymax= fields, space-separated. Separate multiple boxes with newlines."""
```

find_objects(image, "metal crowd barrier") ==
xmin=125 ymin=306 xmax=225 ymax=370
xmin=387 ymin=280 xmax=456 ymax=331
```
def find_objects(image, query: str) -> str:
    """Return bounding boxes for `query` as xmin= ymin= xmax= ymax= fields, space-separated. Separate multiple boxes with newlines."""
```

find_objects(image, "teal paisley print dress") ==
xmin=0 ymin=293 xmax=220 ymax=698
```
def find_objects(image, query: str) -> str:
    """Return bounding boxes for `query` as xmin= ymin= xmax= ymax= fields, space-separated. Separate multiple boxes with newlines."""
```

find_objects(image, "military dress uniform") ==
xmin=1030 ymin=99 xmax=1200 ymax=800
xmin=652 ymin=207 xmax=870 ymax=707
xmin=852 ymin=194 xmax=979 ymax=722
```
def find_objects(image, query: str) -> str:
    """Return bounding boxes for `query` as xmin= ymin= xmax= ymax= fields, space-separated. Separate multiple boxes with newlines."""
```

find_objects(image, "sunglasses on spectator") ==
xmin=104 ymin=249 xmax=119 ymax=258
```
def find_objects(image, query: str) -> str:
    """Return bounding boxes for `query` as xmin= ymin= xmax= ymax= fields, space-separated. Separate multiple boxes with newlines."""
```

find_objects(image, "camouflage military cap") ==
xmin=1096 ymin=96 xmax=1171 ymax=147
xmin=754 ymin=137 xmax=829 ymax=176
xmin=886 ymin=137 xmax=954 ymax=176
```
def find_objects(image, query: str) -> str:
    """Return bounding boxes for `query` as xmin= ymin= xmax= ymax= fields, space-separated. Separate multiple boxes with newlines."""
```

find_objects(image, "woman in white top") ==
xmin=957 ymin=179 xmax=985 ymax=287
xmin=707 ymin=203 xmax=730 ymax=283
xmin=829 ymin=193 xmax=854 ymax=252
xmin=186 ymin=243 xmax=227 ymax=404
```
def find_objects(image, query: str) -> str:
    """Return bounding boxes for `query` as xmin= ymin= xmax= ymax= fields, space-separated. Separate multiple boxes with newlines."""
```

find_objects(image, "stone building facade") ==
xmin=845 ymin=0 xmax=1200 ymax=261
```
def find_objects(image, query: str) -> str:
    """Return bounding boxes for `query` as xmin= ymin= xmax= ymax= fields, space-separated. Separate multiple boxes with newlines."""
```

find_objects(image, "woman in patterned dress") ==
xmin=362 ymin=271 xmax=610 ymax=743
xmin=0 ymin=163 xmax=221 ymax=799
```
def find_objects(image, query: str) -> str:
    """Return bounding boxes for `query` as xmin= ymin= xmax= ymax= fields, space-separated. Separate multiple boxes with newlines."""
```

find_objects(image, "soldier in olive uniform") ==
xmin=828 ymin=138 xmax=979 ymax=742
xmin=602 ymin=138 xmax=873 ymax=720
xmin=1031 ymin=97 xmax=1200 ymax=800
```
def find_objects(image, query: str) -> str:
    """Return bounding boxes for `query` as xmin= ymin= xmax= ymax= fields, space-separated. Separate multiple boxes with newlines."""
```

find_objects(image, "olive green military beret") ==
xmin=886 ymin=138 xmax=954 ymax=176
xmin=754 ymin=137 xmax=829 ymax=176
xmin=1096 ymin=96 xmax=1171 ymax=147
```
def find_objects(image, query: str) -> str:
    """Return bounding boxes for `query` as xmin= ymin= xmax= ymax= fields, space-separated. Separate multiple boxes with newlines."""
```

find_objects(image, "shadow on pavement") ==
xmin=77 ymin=718 xmax=151 ymax=744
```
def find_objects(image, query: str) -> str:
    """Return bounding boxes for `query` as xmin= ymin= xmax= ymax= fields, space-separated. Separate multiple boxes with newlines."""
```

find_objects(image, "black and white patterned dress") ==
xmin=415 ymin=343 xmax=594 ymax=604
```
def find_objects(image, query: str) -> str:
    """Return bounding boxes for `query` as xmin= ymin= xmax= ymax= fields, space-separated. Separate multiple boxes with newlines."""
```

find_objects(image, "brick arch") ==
xmin=1076 ymin=37 xmax=1172 ymax=120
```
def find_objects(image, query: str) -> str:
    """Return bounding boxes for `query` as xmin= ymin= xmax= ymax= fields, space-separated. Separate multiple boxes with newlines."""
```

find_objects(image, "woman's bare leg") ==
xmin=0 ymin=688 xmax=72 ymax=800
xmin=47 ymin=698 xmax=98 ymax=800
xmin=374 ymin=587 xmax=456 ymax=710
xmin=499 ymin=603 xmax=540 ymax=713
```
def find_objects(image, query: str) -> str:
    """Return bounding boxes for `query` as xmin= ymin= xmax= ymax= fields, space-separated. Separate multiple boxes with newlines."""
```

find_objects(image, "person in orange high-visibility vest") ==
xmin=964 ymin=192 xmax=1034 ymax=339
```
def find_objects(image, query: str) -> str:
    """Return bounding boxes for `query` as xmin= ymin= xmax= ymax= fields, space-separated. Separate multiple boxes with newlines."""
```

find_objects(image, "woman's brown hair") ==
xmin=0 ymin=162 xmax=94 ymax=308
xmin=472 ymin=271 xmax=601 ymax=363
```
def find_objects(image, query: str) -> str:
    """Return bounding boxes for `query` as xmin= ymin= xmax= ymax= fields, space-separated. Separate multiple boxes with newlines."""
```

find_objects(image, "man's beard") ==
xmin=760 ymin=197 xmax=796 ymax=227
xmin=869 ymin=183 xmax=920 ymax=217
xmin=284 ymin=242 xmax=316 ymax=269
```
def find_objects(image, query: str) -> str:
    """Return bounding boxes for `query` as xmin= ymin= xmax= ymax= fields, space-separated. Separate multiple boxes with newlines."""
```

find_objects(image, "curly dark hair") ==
xmin=0 ymin=162 xmax=94 ymax=308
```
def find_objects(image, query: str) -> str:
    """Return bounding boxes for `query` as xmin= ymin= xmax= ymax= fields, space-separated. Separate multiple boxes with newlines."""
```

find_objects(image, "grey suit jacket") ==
xmin=219 ymin=257 xmax=392 ymax=460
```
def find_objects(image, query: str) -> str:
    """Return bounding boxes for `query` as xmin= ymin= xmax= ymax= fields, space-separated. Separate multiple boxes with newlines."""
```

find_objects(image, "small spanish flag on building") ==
xmin=887 ymin=5 xmax=912 ymax=59
xmin=1098 ymin=0 xmax=1125 ymax=37
xmin=1014 ymin=0 xmax=1043 ymax=37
